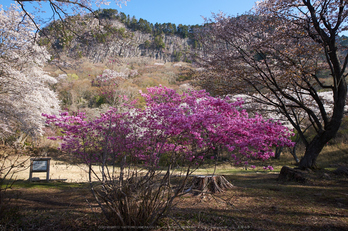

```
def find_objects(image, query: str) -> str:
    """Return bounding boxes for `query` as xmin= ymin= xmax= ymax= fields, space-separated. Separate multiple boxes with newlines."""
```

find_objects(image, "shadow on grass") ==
xmin=1 ymin=171 xmax=347 ymax=230
xmin=2 ymin=179 xmax=88 ymax=189
xmin=169 ymin=206 xmax=347 ymax=231
xmin=225 ymin=172 xmax=348 ymax=205
xmin=1 ymin=182 xmax=101 ymax=231
xmin=163 ymin=171 xmax=348 ymax=230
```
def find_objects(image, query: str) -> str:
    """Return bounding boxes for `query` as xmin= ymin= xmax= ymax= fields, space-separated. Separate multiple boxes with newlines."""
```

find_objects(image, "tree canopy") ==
xmin=195 ymin=0 xmax=348 ymax=169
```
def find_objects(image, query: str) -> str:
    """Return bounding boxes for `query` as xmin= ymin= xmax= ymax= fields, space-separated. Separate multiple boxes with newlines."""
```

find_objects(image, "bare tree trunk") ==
xmin=289 ymin=145 xmax=300 ymax=164
xmin=299 ymin=121 xmax=342 ymax=169
xmin=274 ymin=146 xmax=283 ymax=159
xmin=289 ymin=133 xmax=300 ymax=164
xmin=299 ymin=66 xmax=347 ymax=169
xmin=299 ymin=137 xmax=325 ymax=169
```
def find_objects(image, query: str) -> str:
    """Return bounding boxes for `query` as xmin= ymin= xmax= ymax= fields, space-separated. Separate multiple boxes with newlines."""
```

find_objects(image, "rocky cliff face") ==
xmin=62 ymin=19 xmax=199 ymax=63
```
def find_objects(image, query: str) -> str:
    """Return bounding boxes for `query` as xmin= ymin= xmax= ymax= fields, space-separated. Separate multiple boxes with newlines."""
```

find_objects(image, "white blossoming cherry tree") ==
xmin=0 ymin=4 xmax=60 ymax=142
xmin=195 ymin=0 xmax=348 ymax=169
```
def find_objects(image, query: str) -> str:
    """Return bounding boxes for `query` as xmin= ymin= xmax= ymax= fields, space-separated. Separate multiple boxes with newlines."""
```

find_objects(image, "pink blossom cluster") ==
xmin=43 ymin=86 xmax=294 ymax=166
xmin=263 ymin=166 xmax=274 ymax=171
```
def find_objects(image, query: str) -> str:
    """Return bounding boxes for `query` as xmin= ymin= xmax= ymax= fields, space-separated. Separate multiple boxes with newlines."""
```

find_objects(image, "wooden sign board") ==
xmin=29 ymin=158 xmax=51 ymax=182
xmin=32 ymin=160 xmax=48 ymax=171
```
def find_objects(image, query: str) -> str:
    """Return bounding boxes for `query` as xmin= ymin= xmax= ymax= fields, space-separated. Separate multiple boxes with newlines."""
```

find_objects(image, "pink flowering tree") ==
xmin=43 ymin=86 xmax=293 ymax=226
xmin=139 ymin=86 xmax=293 ymax=166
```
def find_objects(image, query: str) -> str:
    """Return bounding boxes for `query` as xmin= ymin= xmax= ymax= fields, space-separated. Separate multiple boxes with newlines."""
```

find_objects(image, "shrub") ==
xmin=43 ymin=86 xmax=293 ymax=226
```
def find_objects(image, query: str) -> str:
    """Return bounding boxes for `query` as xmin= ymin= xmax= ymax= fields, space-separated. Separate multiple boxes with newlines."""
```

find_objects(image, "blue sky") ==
xmin=2 ymin=0 xmax=258 ymax=26
xmin=104 ymin=0 xmax=258 ymax=25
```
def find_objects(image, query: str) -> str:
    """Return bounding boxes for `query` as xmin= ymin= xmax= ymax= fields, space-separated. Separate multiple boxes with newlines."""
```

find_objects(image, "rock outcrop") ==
xmin=53 ymin=18 xmax=200 ymax=63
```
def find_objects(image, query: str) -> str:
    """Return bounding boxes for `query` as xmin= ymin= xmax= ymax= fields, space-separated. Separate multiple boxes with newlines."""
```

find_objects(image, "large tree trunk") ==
xmin=299 ymin=104 xmax=346 ymax=169
xmin=299 ymin=136 xmax=326 ymax=169
xmin=299 ymin=52 xmax=347 ymax=169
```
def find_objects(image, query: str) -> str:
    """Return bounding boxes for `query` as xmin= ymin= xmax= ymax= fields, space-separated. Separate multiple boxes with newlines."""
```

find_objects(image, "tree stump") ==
xmin=278 ymin=166 xmax=307 ymax=183
xmin=190 ymin=175 xmax=233 ymax=193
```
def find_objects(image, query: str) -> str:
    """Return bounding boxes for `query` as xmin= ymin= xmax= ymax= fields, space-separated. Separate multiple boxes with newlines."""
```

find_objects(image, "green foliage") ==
xmin=67 ymin=73 xmax=79 ymax=81
xmin=129 ymin=16 xmax=138 ymax=30
xmin=173 ymin=51 xmax=182 ymax=62
xmin=91 ymin=26 xmax=128 ymax=44
xmin=144 ymin=40 xmax=151 ymax=49
xmin=94 ymin=33 xmax=107 ymax=43
xmin=119 ymin=12 xmax=127 ymax=23
xmin=94 ymin=95 xmax=107 ymax=107
xmin=94 ymin=8 xmax=202 ymax=40
xmin=118 ymin=28 xmax=126 ymax=37
xmin=177 ymin=24 xmax=189 ymax=38
xmin=154 ymin=35 xmax=165 ymax=49
xmin=77 ymin=51 xmax=83 ymax=59
xmin=137 ymin=18 xmax=152 ymax=33
xmin=192 ymin=40 xmax=200 ymax=49
xmin=184 ymin=57 xmax=192 ymax=63
xmin=38 ymin=37 xmax=51 ymax=46
xmin=95 ymin=9 xmax=118 ymax=20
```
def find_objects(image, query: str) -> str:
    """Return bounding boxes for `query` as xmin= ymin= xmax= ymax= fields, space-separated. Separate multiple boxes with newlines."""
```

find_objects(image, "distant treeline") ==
xmin=95 ymin=8 xmax=203 ymax=39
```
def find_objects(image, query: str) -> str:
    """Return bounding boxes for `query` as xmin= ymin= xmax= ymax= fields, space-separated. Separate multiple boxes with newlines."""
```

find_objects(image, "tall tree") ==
xmin=195 ymin=0 xmax=348 ymax=169
xmin=0 ymin=5 xmax=60 ymax=141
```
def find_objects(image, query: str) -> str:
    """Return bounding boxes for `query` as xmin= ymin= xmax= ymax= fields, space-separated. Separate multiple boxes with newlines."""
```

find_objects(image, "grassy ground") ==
xmin=1 ymin=144 xmax=348 ymax=230
xmin=167 ymin=172 xmax=348 ymax=231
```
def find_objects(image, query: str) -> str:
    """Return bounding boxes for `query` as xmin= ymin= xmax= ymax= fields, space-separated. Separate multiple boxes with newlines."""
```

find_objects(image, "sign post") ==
xmin=29 ymin=158 xmax=51 ymax=182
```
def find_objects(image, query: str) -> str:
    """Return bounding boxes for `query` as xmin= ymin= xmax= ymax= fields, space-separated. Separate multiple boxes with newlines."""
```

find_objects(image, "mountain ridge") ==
xmin=40 ymin=9 xmax=202 ymax=63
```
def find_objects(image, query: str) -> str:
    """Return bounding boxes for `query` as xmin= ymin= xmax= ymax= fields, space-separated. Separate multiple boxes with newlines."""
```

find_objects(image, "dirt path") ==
xmin=5 ymin=155 xmax=104 ymax=183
